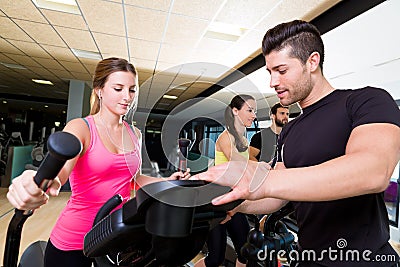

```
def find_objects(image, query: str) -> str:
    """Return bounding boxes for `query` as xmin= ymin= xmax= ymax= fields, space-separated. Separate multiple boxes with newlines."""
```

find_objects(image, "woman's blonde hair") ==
xmin=90 ymin=57 xmax=138 ymax=115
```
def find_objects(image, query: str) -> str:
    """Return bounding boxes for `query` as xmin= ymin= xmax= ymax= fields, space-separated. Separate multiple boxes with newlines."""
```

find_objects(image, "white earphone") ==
xmin=98 ymin=91 xmax=102 ymax=98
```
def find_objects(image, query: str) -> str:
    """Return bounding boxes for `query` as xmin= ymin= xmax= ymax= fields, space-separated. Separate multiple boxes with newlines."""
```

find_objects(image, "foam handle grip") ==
xmin=33 ymin=131 xmax=82 ymax=190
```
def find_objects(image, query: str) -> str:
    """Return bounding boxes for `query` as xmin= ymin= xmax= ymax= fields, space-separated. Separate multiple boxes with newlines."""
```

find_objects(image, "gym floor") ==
xmin=1 ymin=187 xmax=399 ymax=264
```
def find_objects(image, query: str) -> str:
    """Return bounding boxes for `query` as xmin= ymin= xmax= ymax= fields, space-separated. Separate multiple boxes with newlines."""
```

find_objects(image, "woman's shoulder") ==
xmin=63 ymin=117 xmax=91 ymax=147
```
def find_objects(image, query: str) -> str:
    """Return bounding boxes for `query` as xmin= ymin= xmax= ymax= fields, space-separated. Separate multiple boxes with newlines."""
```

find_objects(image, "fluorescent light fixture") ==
xmin=32 ymin=79 xmax=54 ymax=85
xmin=44 ymin=105 xmax=49 ymax=108
xmin=2 ymin=100 xmax=7 ymax=104
xmin=32 ymin=0 xmax=79 ymax=14
xmin=0 ymin=62 xmax=27 ymax=70
xmin=71 ymin=48 xmax=102 ymax=60
xmin=162 ymin=94 xmax=178 ymax=100
xmin=204 ymin=22 xmax=247 ymax=42
xmin=170 ymin=85 xmax=188 ymax=90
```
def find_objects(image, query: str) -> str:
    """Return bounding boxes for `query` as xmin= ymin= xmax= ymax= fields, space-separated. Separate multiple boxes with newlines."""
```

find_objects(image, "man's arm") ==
xmin=197 ymin=123 xmax=400 ymax=205
xmin=265 ymin=123 xmax=400 ymax=201
xmin=249 ymin=146 xmax=260 ymax=161
xmin=236 ymin=198 xmax=288 ymax=214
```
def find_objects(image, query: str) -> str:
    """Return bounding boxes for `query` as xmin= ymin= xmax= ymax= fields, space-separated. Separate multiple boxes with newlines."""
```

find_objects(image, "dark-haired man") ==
xmin=195 ymin=20 xmax=400 ymax=266
xmin=249 ymin=102 xmax=289 ymax=163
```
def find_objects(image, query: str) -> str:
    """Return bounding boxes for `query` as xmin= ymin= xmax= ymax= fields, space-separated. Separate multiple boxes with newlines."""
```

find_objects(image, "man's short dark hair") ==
xmin=270 ymin=102 xmax=288 ymax=116
xmin=262 ymin=20 xmax=325 ymax=71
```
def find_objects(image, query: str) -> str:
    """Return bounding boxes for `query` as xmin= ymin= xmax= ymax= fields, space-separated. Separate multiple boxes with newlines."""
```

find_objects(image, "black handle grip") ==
xmin=3 ymin=131 xmax=82 ymax=267
xmin=33 ymin=131 xmax=82 ymax=190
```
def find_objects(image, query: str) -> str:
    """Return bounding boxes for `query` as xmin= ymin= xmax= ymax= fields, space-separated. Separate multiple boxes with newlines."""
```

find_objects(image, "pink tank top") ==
xmin=50 ymin=115 xmax=141 ymax=250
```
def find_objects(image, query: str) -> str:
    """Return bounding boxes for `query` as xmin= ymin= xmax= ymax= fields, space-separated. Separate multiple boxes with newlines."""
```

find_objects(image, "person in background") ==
xmin=7 ymin=57 xmax=189 ymax=267
xmin=249 ymin=102 xmax=289 ymax=163
xmin=195 ymin=94 xmax=256 ymax=267
xmin=194 ymin=20 xmax=400 ymax=267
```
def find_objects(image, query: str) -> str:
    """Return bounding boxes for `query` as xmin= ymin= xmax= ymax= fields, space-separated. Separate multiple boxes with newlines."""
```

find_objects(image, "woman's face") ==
xmin=99 ymin=71 xmax=137 ymax=115
xmin=234 ymin=99 xmax=257 ymax=127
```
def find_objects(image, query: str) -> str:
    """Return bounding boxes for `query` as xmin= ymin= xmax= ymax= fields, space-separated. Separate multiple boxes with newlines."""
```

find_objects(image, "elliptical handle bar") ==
xmin=3 ymin=131 xmax=82 ymax=267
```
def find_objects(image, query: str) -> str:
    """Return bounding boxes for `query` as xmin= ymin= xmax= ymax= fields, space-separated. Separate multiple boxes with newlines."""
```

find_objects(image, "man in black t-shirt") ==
xmin=195 ymin=20 xmax=400 ymax=267
xmin=249 ymin=102 xmax=289 ymax=163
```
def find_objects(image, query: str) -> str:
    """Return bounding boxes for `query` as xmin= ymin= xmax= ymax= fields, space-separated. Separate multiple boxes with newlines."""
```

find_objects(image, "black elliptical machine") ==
xmin=241 ymin=203 xmax=298 ymax=267
xmin=83 ymin=137 xmax=243 ymax=266
xmin=2 ymin=132 xmax=82 ymax=267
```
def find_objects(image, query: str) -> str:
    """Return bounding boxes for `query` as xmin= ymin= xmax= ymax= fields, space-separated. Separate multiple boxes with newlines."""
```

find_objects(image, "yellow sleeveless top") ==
xmin=214 ymin=150 xmax=249 ymax=165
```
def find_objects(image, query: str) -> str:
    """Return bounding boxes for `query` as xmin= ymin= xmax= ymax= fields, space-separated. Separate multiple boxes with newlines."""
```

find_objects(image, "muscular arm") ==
xmin=197 ymin=123 xmax=400 ymax=205
xmin=262 ymin=123 xmax=400 ymax=201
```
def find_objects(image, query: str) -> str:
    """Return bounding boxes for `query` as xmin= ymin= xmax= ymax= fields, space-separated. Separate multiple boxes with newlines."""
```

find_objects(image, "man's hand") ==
xmin=192 ymin=160 xmax=271 ymax=205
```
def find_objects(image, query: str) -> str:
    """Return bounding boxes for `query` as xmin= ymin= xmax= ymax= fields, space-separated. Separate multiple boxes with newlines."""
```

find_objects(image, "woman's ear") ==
xmin=232 ymin=107 xmax=239 ymax=116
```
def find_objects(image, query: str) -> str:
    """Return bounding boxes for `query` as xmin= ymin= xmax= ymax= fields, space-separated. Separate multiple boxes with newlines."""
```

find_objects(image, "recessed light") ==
xmin=44 ymin=105 xmax=49 ymax=108
xmin=71 ymin=48 xmax=102 ymax=60
xmin=0 ymin=62 xmax=27 ymax=70
xmin=163 ymin=94 xmax=178 ymax=100
xmin=204 ymin=22 xmax=247 ymax=42
xmin=32 ymin=0 xmax=79 ymax=15
xmin=32 ymin=79 xmax=54 ymax=85
xmin=2 ymin=100 xmax=7 ymax=104
xmin=170 ymin=85 xmax=188 ymax=90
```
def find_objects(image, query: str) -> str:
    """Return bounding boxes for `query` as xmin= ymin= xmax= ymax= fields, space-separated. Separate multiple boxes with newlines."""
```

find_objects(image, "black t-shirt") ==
xmin=250 ymin=127 xmax=278 ymax=162
xmin=276 ymin=87 xmax=400 ymax=266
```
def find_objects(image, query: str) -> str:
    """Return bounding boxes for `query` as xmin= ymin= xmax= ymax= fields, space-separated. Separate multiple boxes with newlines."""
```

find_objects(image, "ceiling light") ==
xmin=32 ymin=0 xmax=79 ymax=15
xmin=44 ymin=105 xmax=49 ymax=108
xmin=163 ymin=94 xmax=178 ymax=100
xmin=170 ymin=85 xmax=188 ymax=90
xmin=0 ymin=62 xmax=27 ymax=70
xmin=204 ymin=22 xmax=247 ymax=42
xmin=71 ymin=48 xmax=102 ymax=60
xmin=2 ymin=101 xmax=7 ymax=104
xmin=32 ymin=79 xmax=54 ymax=85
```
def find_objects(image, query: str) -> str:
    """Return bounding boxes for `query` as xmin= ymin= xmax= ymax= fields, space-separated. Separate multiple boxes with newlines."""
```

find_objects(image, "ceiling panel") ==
xmin=93 ymin=32 xmax=128 ymax=57
xmin=163 ymin=14 xmax=209 ymax=47
xmin=58 ymin=61 xmax=87 ymax=73
xmin=0 ymin=39 xmax=23 ymax=54
xmin=41 ymin=9 xmax=87 ymax=30
xmin=172 ymin=0 xmax=223 ymax=20
xmin=128 ymin=38 xmax=159 ymax=62
xmin=8 ymin=40 xmax=51 ymax=58
xmin=41 ymin=45 xmax=76 ymax=62
xmin=0 ymin=0 xmax=46 ymax=23
xmin=215 ymin=0 xmax=282 ymax=28
xmin=0 ymin=17 xmax=34 ymax=42
xmin=125 ymin=5 xmax=167 ymax=42
xmin=124 ymin=0 xmax=172 ymax=12
xmin=0 ymin=53 xmax=17 ymax=64
xmin=78 ymin=0 xmax=126 ymax=36
xmin=33 ymin=57 xmax=65 ymax=71
xmin=14 ymin=19 xmax=66 ymax=47
xmin=54 ymin=26 xmax=98 ymax=52
xmin=11 ymin=54 xmax=42 ymax=67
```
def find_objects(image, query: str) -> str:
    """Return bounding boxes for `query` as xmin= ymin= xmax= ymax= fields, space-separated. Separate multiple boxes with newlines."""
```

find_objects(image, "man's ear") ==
xmin=308 ymin=52 xmax=320 ymax=72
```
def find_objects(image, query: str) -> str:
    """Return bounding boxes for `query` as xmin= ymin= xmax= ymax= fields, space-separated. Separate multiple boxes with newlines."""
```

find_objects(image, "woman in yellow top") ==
xmin=196 ymin=94 xmax=257 ymax=267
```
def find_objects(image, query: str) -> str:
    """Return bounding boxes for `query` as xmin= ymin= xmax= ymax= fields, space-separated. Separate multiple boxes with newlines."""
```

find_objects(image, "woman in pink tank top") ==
xmin=7 ymin=57 xmax=190 ymax=267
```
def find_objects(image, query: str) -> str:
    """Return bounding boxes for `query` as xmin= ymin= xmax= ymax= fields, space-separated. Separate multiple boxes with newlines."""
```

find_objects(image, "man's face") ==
xmin=265 ymin=47 xmax=313 ymax=107
xmin=274 ymin=107 xmax=289 ymax=127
